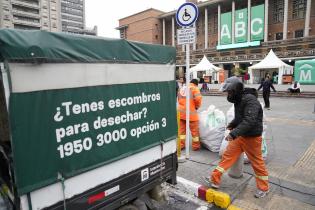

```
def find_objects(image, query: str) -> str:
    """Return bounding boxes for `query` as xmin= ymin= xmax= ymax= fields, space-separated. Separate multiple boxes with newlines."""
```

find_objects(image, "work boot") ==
xmin=204 ymin=177 xmax=220 ymax=189
xmin=192 ymin=138 xmax=200 ymax=151
xmin=211 ymin=183 xmax=219 ymax=189
xmin=254 ymin=189 xmax=269 ymax=198
xmin=180 ymin=140 xmax=185 ymax=150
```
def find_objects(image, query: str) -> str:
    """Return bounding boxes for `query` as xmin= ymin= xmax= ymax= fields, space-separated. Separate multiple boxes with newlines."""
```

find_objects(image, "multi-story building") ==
xmin=0 ymin=0 xmax=61 ymax=31
xmin=116 ymin=8 xmax=164 ymax=45
xmin=117 ymin=0 xmax=315 ymax=83
xmin=61 ymin=0 xmax=96 ymax=35
xmin=0 ymin=0 xmax=96 ymax=35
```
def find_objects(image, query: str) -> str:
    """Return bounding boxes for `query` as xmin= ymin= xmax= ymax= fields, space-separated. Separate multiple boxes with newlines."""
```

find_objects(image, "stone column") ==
xmin=283 ymin=0 xmax=288 ymax=40
xmin=172 ymin=17 xmax=175 ymax=46
xmin=163 ymin=19 xmax=165 ymax=45
xmin=218 ymin=4 xmax=221 ymax=45
xmin=205 ymin=7 xmax=208 ymax=49
xmin=193 ymin=23 xmax=196 ymax=51
xmin=304 ymin=0 xmax=311 ymax=37
xmin=264 ymin=0 xmax=269 ymax=42
xmin=248 ymin=0 xmax=251 ymax=42
xmin=232 ymin=1 xmax=235 ymax=44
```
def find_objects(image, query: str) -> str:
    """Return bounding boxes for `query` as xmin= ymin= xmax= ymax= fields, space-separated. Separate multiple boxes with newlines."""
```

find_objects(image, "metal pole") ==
xmin=185 ymin=43 xmax=190 ymax=159
xmin=228 ymin=153 xmax=244 ymax=178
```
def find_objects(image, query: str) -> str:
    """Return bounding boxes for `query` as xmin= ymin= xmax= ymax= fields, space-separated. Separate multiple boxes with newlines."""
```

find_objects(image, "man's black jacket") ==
xmin=228 ymin=88 xmax=263 ymax=139
xmin=257 ymin=80 xmax=276 ymax=93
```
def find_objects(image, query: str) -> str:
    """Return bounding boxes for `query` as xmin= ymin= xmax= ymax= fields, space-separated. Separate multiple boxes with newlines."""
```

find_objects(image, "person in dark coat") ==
xmin=257 ymin=76 xmax=276 ymax=110
xmin=210 ymin=76 xmax=269 ymax=198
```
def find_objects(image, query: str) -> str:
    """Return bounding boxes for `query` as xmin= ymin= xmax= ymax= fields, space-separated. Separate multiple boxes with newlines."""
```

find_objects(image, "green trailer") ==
xmin=0 ymin=29 xmax=177 ymax=210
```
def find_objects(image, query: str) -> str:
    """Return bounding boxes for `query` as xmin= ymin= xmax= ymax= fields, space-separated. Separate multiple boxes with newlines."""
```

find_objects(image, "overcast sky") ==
xmin=85 ymin=0 xmax=186 ymax=38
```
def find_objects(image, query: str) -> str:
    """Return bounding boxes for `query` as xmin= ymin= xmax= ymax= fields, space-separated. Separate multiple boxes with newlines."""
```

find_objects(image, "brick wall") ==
xmin=196 ymin=9 xmax=205 ymax=50
xmin=165 ymin=19 xmax=172 ymax=46
xmin=119 ymin=9 xmax=163 ymax=44
xmin=118 ymin=0 xmax=314 ymax=52
xmin=310 ymin=0 xmax=315 ymax=36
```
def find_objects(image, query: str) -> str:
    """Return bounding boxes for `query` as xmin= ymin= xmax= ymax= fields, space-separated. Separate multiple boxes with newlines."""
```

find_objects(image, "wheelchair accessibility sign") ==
xmin=176 ymin=2 xmax=199 ymax=27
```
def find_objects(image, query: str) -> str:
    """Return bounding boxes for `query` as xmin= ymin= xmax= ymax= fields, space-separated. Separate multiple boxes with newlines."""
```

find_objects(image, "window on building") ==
xmin=120 ymin=29 xmax=126 ymax=39
xmin=295 ymin=29 xmax=304 ymax=38
xmin=276 ymin=32 xmax=283 ymax=40
xmin=4 ymin=15 xmax=10 ymax=20
xmin=273 ymin=0 xmax=284 ymax=23
xmin=292 ymin=0 xmax=306 ymax=19
xmin=14 ymin=24 xmax=40 ymax=30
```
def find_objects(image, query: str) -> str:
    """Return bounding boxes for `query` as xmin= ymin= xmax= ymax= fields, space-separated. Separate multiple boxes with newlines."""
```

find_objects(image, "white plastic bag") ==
xmin=218 ymin=105 xmax=234 ymax=156
xmin=226 ymin=105 xmax=234 ymax=124
xmin=219 ymin=130 xmax=230 ymax=156
xmin=199 ymin=105 xmax=226 ymax=152
xmin=244 ymin=102 xmax=268 ymax=162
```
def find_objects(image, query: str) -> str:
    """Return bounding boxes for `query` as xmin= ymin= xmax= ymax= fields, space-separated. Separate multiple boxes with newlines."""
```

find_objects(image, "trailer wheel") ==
xmin=118 ymin=204 xmax=139 ymax=210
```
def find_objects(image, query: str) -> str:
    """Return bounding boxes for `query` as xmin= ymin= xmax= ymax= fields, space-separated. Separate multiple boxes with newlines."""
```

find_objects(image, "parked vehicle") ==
xmin=0 ymin=29 xmax=178 ymax=210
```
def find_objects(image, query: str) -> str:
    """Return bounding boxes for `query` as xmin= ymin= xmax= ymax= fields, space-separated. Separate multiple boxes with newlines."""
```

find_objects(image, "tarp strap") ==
xmin=3 ymin=61 xmax=12 ymax=94
xmin=58 ymin=173 xmax=67 ymax=210
xmin=27 ymin=193 xmax=33 ymax=210
xmin=159 ymin=140 xmax=164 ymax=180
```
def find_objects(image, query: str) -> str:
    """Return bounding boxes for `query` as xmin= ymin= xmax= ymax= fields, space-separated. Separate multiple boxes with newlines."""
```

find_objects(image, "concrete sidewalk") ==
xmin=207 ymin=83 xmax=315 ymax=92
xmin=176 ymin=142 xmax=315 ymax=210
xmin=175 ymin=96 xmax=315 ymax=209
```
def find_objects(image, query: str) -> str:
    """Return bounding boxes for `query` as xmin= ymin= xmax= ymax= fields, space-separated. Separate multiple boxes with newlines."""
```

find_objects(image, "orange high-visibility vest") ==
xmin=177 ymin=83 xmax=202 ymax=121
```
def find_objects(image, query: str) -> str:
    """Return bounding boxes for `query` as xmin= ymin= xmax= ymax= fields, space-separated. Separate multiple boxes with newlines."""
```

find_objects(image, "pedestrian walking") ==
xmin=209 ymin=76 xmax=269 ymax=198
xmin=178 ymin=79 xmax=202 ymax=151
xmin=257 ymin=76 xmax=276 ymax=109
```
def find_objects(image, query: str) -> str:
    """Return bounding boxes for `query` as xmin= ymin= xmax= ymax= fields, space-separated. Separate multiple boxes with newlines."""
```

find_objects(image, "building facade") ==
xmin=117 ymin=0 xmax=315 ymax=83
xmin=0 ymin=0 xmax=96 ymax=35
xmin=117 ymin=8 xmax=164 ymax=45
xmin=60 ymin=0 xmax=96 ymax=35
xmin=0 ymin=0 xmax=61 ymax=31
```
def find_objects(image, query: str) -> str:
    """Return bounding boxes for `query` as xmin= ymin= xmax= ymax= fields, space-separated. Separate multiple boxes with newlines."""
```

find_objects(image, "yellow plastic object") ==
xmin=214 ymin=191 xmax=231 ymax=209
xmin=177 ymin=111 xmax=181 ymax=157
xmin=227 ymin=205 xmax=242 ymax=210
xmin=205 ymin=188 xmax=216 ymax=203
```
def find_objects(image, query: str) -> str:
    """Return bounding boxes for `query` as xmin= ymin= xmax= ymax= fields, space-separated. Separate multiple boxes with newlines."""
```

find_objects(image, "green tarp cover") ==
xmin=1 ymin=29 xmax=177 ymax=195
xmin=0 ymin=29 xmax=175 ymax=64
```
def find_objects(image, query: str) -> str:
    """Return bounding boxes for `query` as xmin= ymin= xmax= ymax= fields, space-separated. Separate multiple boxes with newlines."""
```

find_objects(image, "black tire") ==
xmin=117 ymin=204 xmax=139 ymax=210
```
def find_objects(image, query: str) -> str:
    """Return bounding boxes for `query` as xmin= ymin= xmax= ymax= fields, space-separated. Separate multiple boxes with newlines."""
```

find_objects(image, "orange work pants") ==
xmin=179 ymin=119 xmax=200 ymax=150
xmin=211 ymin=136 xmax=269 ymax=191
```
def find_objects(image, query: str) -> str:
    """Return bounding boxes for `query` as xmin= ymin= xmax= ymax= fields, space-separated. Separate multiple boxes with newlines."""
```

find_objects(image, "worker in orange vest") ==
xmin=177 ymin=79 xmax=202 ymax=151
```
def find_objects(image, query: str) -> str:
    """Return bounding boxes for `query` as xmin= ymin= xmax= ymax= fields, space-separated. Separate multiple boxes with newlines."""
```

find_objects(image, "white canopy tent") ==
xmin=190 ymin=55 xmax=222 ymax=81
xmin=248 ymin=49 xmax=293 ymax=84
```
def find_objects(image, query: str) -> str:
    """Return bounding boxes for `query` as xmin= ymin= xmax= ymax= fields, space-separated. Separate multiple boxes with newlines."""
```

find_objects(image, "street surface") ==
xmin=162 ymin=95 xmax=315 ymax=210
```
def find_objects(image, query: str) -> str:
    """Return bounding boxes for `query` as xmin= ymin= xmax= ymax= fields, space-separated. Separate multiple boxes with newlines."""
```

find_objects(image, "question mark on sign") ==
xmin=54 ymin=107 xmax=63 ymax=122
xmin=142 ymin=107 xmax=148 ymax=118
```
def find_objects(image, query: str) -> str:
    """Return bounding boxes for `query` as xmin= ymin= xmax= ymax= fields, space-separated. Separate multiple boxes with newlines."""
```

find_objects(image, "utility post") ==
xmin=176 ymin=3 xmax=198 ymax=159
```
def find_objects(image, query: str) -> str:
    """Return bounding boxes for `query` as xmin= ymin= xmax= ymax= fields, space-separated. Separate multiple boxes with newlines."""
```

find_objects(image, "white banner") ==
xmin=177 ymin=28 xmax=196 ymax=45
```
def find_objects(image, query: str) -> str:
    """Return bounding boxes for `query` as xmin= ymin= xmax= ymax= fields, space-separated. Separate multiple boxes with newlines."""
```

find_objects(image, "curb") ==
xmin=177 ymin=176 xmax=241 ymax=210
